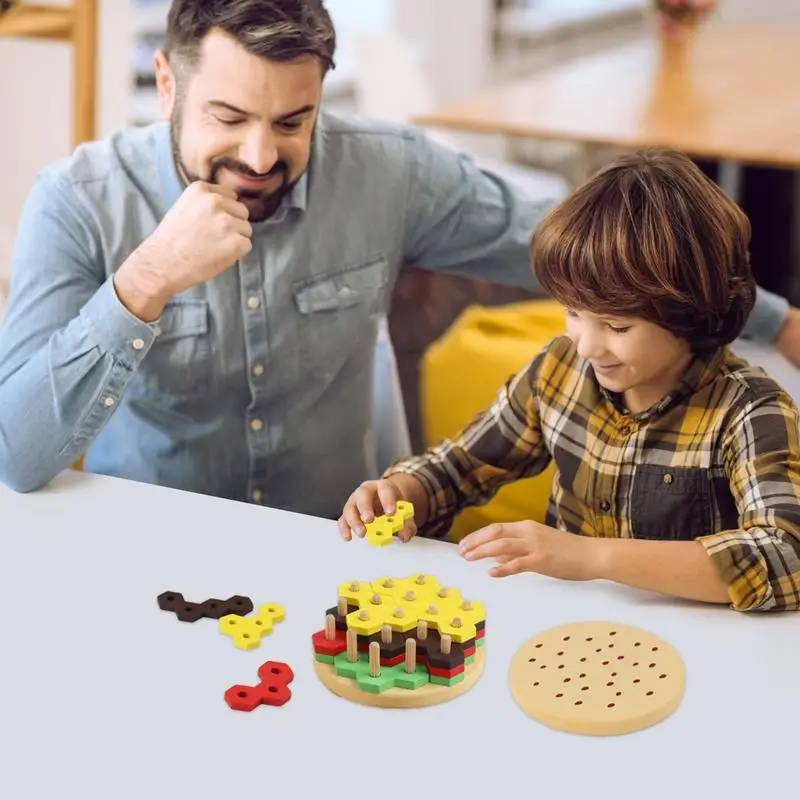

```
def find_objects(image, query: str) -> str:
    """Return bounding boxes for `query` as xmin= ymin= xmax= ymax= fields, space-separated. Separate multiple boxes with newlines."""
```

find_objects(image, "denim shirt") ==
xmin=0 ymin=110 xmax=788 ymax=518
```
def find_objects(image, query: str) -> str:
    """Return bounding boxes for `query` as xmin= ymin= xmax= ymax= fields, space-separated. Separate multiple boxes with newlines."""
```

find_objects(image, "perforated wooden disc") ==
xmin=508 ymin=622 xmax=685 ymax=736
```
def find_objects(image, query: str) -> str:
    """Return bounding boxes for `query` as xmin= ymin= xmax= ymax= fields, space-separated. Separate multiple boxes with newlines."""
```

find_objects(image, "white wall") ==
xmin=0 ymin=0 xmax=132 ymax=282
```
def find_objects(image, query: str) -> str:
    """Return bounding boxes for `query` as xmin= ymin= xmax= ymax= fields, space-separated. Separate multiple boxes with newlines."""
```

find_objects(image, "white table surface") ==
xmin=0 ymin=470 xmax=797 ymax=800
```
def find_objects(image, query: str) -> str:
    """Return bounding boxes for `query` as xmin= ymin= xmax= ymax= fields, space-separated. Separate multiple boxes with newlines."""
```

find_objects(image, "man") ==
xmin=0 ymin=0 xmax=797 ymax=519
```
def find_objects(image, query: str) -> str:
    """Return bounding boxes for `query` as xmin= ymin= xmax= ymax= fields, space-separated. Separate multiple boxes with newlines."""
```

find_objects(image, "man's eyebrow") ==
xmin=276 ymin=104 xmax=316 ymax=121
xmin=206 ymin=100 xmax=249 ymax=115
xmin=205 ymin=101 xmax=316 ymax=121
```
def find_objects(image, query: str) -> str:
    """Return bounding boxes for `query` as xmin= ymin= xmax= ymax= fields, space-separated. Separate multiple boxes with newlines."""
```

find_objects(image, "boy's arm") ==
xmin=599 ymin=389 xmax=800 ymax=610
xmin=382 ymin=352 xmax=552 ymax=538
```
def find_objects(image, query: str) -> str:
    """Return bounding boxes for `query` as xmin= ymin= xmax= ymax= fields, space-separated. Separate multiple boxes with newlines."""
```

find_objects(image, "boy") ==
xmin=338 ymin=150 xmax=800 ymax=612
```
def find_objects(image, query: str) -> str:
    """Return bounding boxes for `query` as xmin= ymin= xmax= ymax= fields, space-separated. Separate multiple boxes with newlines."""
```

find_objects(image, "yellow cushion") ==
xmin=420 ymin=299 xmax=566 ymax=541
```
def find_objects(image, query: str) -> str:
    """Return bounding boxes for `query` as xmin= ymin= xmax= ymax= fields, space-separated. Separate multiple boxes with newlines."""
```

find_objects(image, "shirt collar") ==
xmin=599 ymin=346 xmax=728 ymax=421
xmin=155 ymin=121 xmax=309 ymax=219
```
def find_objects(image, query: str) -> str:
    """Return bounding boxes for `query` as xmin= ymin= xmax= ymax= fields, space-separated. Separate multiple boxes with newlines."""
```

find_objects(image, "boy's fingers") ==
xmin=376 ymin=480 xmax=398 ymax=516
xmin=343 ymin=501 xmax=366 ymax=536
xmin=397 ymin=521 xmax=417 ymax=543
xmin=354 ymin=486 xmax=377 ymax=525
xmin=337 ymin=515 xmax=352 ymax=541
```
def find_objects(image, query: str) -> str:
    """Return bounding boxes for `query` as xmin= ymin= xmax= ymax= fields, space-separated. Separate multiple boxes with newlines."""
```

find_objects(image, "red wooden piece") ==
xmin=311 ymin=628 xmax=347 ymax=657
xmin=225 ymin=661 xmax=294 ymax=711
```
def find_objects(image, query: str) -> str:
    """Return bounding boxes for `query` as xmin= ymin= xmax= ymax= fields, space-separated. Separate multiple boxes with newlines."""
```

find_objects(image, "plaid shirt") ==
xmin=385 ymin=336 xmax=800 ymax=612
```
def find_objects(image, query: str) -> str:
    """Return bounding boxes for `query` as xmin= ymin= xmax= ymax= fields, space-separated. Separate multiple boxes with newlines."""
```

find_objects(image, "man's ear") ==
xmin=153 ymin=50 xmax=177 ymax=120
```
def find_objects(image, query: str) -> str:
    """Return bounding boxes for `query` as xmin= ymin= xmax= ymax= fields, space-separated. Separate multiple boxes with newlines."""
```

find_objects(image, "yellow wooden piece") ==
xmin=383 ymin=602 xmax=422 ymax=633
xmin=452 ymin=599 xmax=487 ymax=629
xmin=370 ymin=576 xmax=400 ymax=597
xmin=390 ymin=574 xmax=441 ymax=607
xmin=345 ymin=605 xmax=391 ymax=636
xmin=364 ymin=500 xmax=415 ymax=546
xmin=337 ymin=580 xmax=375 ymax=607
xmin=219 ymin=602 xmax=284 ymax=650
xmin=436 ymin=615 xmax=477 ymax=645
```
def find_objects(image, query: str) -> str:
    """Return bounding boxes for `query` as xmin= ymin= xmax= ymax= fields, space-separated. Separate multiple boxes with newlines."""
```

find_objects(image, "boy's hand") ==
xmin=338 ymin=478 xmax=417 ymax=542
xmin=458 ymin=520 xmax=602 ymax=581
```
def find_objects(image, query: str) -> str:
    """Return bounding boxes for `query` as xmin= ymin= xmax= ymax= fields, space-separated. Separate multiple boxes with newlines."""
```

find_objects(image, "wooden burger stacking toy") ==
xmin=508 ymin=621 xmax=686 ymax=735
xmin=311 ymin=574 xmax=485 ymax=708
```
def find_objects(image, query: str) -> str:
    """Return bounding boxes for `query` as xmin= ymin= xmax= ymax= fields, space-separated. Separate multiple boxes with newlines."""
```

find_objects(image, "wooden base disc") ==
xmin=314 ymin=646 xmax=485 ymax=708
xmin=508 ymin=621 xmax=685 ymax=736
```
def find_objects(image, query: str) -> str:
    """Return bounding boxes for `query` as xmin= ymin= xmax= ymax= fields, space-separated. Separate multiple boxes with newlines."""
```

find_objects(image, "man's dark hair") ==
xmin=164 ymin=0 xmax=336 ymax=73
xmin=531 ymin=149 xmax=755 ymax=350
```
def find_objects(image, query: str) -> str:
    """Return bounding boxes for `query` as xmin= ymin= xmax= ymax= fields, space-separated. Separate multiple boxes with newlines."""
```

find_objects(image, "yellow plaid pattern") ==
xmin=385 ymin=336 xmax=800 ymax=611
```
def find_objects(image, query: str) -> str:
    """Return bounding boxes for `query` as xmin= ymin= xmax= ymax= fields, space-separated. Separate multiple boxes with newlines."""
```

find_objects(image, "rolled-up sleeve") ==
xmin=698 ymin=390 xmax=800 ymax=611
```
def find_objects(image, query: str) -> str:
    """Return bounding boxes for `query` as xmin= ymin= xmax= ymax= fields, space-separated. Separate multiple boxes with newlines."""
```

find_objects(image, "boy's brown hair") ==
xmin=531 ymin=149 xmax=755 ymax=349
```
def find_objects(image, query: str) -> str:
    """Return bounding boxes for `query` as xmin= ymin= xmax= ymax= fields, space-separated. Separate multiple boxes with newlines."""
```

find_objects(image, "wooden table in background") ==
xmin=415 ymin=22 xmax=800 ymax=302
xmin=415 ymin=24 xmax=800 ymax=170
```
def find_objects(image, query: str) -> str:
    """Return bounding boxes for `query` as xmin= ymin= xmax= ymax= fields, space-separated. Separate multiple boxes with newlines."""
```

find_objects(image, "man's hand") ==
xmin=775 ymin=306 xmax=800 ymax=367
xmin=114 ymin=183 xmax=253 ymax=321
xmin=458 ymin=520 xmax=603 ymax=581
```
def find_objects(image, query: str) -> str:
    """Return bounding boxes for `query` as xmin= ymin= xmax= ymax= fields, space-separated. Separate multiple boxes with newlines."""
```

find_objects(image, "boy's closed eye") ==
xmin=564 ymin=307 xmax=633 ymax=334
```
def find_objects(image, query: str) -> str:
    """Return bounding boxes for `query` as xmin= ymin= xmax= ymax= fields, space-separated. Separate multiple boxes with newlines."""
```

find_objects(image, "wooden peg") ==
xmin=415 ymin=575 xmax=427 ymax=585
xmin=461 ymin=600 xmax=473 ymax=611
xmin=358 ymin=609 xmax=369 ymax=620
xmin=405 ymin=638 xmax=417 ymax=673
xmin=416 ymin=620 xmax=428 ymax=640
xmin=348 ymin=581 xmax=359 ymax=592
xmin=393 ymin=607 xmax=405 ymax=619
xmin=382 ymin=578 xmax=394 ymax=588
xmin=441 ymin=634 xmax=452 ymax=655
xmin=337 ymin=597 xmax=348 ymax=616
xmin=346 ymin=628 xmax=358 ymax=662
xmin=438 ymin=587 xmax=448 ymax=598
xmin=325 ymin=613 xmax=336 ymax=640
xmin=370 ymin=593 xmax=383 ymax=605
xmin=451 ymin=617 xmax=463 ymax=628
xmin=369 ymin=641 xmax=381 ymax=677
xmin=381 ymin=624 xmax=392 ymax=644
xmin=404 ymin=590 xmax=416 ymax=601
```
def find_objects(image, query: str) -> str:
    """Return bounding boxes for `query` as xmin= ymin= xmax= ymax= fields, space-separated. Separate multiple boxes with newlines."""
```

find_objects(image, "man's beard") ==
xmin=169 ymin=114 xmax=298 ymax=223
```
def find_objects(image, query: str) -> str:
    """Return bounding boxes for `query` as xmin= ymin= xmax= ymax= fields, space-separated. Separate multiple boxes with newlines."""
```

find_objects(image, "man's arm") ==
xmin=0 ymin=175 xmax=159 ymax=492
xmin=400 ymin=131 xmax=794 ymax=348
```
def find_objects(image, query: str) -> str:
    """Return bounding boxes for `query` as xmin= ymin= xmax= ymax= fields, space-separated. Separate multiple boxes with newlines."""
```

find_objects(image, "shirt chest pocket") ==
xmin=630 ymin=465 xmax=711 ymax=541
xmin=292 ymin=256 xmax=390 ymax=367
xmin=141 ymin=299 xmax=211 ymax=397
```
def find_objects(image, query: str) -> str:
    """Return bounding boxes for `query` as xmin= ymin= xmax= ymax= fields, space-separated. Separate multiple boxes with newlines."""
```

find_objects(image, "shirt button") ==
xmin=339 ymin=285 xmax=354 ymax=297
xmin=250 ymin=418 xmax=264 ymax=432
xmin=618 ymin=424 xmax=631 ymax=436
xmin=252 ymin=364 xmax=265 ymax=377
xmin=132 ymin=338 xmax=145 ymax=350
xmin=252 ymin=489 xmax=263 ymax=503
xmin=663 ymin=473 xmax=674 ymax=485
xmin=247 ymin=295 xmax=261 ymax=309
xmin=103 ymin=397 xmax=115 ymax=407
xmin=600 ymin=500 xmax=611 ymax=512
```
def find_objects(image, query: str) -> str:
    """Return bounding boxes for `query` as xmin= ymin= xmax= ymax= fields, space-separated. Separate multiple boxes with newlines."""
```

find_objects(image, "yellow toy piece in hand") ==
xmin=364 ymin=501 xmax=415 ymax=547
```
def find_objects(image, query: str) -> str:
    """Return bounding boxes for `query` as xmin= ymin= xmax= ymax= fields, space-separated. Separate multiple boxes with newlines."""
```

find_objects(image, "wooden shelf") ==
xmin=0 ymin=1 xmax=96 ymax=146
xmin=0 ymin=4 xmax=74 ymax=41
